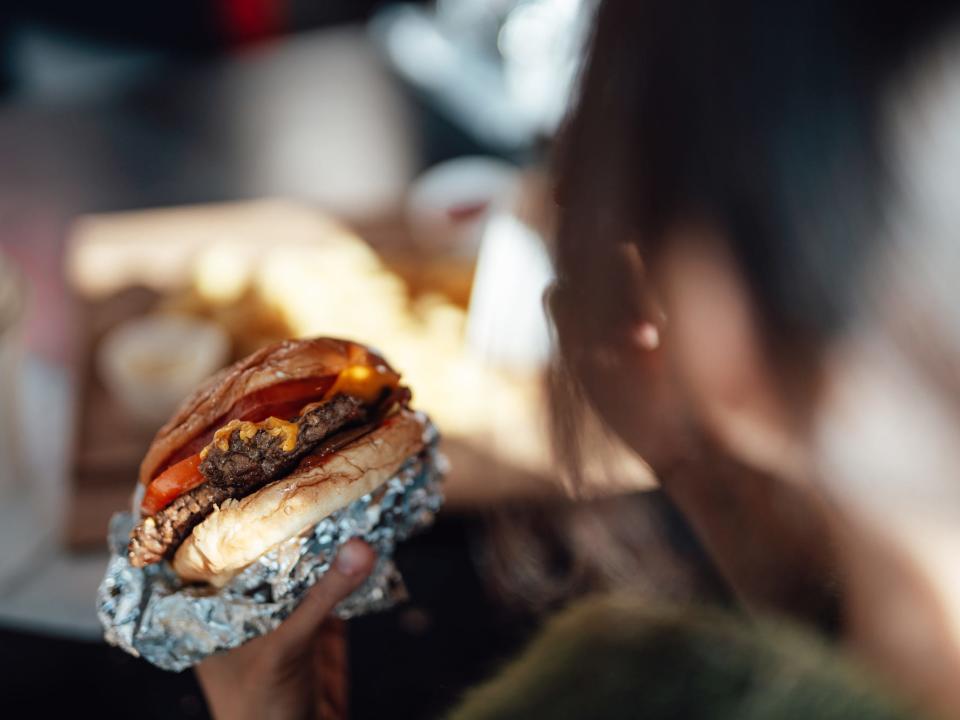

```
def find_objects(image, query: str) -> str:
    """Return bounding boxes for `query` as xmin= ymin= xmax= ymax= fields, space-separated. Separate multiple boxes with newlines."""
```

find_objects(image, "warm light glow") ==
xmin=325 ymin=364 xmax=398 ymax=404
xmin=69 ymin=199 xmax=657 ymax=500
xmin=193 ymin=242 xmax=254 ymax=304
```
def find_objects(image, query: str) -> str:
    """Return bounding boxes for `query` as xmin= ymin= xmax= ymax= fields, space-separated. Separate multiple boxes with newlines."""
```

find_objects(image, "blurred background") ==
xmin=0 ymin=1 xmax=692 ymax=717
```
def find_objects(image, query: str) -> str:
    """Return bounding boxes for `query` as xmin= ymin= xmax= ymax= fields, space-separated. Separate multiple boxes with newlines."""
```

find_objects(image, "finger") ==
xmin=270 ymin=540 xmax=376 ymax=650
xmin=315 ymin=619 xmax=348 ymax=720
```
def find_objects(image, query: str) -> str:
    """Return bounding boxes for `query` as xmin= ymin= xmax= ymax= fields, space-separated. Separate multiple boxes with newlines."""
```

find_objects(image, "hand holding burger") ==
xmin=98 ymin=336 xmax=445 ymax=671
xmin=196 ymin=539 xmax=375 ymax=720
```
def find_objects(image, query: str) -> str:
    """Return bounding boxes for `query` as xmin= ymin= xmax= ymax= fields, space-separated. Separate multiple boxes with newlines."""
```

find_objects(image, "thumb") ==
xmin=270 ymin=540 xmax=376 ymax=651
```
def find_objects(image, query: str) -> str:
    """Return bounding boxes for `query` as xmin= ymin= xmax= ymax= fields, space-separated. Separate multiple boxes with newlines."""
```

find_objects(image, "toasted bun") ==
xmin=139 ymin=338 xmax=394 ymax=485
xmin=172 ymin=409 xmax=426 ymax=587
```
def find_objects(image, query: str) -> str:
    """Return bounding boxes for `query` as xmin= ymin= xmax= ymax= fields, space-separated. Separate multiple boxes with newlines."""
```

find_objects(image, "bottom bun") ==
xmin=172 ymin=410 xmax=427 ymax=587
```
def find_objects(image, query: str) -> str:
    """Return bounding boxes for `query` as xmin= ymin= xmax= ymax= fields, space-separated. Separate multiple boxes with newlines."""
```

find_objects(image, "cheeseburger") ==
xmin=128 ymin=337 xmax=428 ymax=587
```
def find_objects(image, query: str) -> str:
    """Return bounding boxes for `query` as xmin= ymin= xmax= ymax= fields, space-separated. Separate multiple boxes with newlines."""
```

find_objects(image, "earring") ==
xmin=632 ymin=322 xmax=660 ymax=351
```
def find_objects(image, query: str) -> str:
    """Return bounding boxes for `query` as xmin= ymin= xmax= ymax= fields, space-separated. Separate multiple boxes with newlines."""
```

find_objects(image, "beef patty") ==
xmin=128 ymin=483 xmax=233 ymax=568
xmin=128 ymin=394 xmax=368 ymax=568
xmin=200 ymin=395 xmax=365 ymax=490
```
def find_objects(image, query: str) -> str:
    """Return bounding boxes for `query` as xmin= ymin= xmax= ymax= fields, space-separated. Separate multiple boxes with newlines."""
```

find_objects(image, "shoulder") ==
xmin=449 ymin=596 xmax=915 ymax=720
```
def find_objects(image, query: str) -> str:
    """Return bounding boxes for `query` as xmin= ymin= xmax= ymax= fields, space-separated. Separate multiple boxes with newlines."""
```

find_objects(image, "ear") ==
xmin=656 ymin=226 xmax=807 ymax=482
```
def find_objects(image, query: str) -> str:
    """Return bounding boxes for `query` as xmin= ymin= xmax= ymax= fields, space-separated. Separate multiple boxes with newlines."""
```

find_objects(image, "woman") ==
xmin=199 ymin=1 xmax=960 ymax=717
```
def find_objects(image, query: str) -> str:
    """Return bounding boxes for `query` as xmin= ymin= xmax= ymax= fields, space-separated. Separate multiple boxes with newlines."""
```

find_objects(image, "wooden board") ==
xmin=67 ymin=287 xmax=162 ymax=547
xmin=63 ymin=199 xmax=647 ymax=550
xmin=63 ymin=201 xmax=484 ymax=548
xmin=63 ymin=202 xmax=430 ymax=548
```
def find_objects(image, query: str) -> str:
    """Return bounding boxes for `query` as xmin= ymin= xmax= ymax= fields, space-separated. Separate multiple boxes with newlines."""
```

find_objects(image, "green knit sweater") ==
xmin=450 ymin=596 xmax=915 ymax=720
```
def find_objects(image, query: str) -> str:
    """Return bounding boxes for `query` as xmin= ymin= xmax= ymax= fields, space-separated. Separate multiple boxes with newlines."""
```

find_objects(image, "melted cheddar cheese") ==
xmin=202 ymin=416 xmax=300 ymax=458
xmin=198 ymin=363 xmax=399 ymax=460
xmin=324 ymin=363 xmax=399 ymax=403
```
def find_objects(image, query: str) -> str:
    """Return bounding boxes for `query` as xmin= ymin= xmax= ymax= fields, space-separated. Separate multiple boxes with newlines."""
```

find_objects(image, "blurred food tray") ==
xmin=63 ymin=199 xmax=576 ymax=549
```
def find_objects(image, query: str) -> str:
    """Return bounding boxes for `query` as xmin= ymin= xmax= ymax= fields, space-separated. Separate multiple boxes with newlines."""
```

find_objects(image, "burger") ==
xmin=127 ymin=337 xmax=430 ymax=588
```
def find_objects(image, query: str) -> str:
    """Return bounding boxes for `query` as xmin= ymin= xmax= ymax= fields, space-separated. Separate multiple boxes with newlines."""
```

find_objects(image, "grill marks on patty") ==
xmin=200 ymin=395 xmax=365 ymax=491
xmin=129 ymin=483 xmax=232 ymax=568
xmin=127 ymin=394 xmax=368 ymax=569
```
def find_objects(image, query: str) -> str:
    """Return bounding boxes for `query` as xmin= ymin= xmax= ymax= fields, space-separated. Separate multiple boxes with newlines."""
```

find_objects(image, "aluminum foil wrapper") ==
xmin=97 ymin=421 xmax=445 ymax=672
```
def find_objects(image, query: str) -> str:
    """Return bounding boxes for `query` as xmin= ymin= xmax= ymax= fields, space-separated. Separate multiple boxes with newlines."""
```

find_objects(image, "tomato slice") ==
xmin=142 ymin=454 xmax=205 ymax=515
xmin=144 ymin=377 xmax=343 ymax=513
xmin=153 ymin=376 xmax=338 ymax=479
xmin=230 ymin=377 xmax=337 ymax=423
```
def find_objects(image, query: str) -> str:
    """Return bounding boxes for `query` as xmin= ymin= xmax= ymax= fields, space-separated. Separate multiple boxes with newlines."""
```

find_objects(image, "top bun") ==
xmin=139 ymin=338 xmax=395 ymax=485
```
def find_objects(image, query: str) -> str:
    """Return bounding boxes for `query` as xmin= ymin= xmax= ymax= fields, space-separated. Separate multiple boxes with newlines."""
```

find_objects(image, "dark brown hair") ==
xmin=487 ymin=0 xmax=960 ymax=617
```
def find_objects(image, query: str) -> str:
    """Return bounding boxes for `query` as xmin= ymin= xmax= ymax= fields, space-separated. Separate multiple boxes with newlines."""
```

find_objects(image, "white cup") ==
xmin=97 ymin=314 xmax=230 ymax=429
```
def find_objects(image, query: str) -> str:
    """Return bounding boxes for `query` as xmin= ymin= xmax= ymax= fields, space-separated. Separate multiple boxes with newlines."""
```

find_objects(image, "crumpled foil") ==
xmin=97 ymin=421 xmax=445 ymax=672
